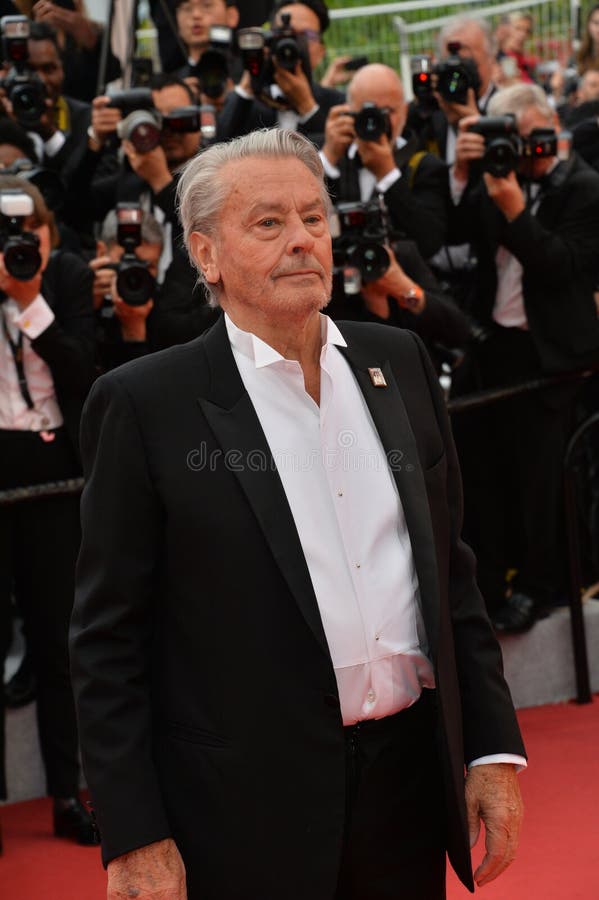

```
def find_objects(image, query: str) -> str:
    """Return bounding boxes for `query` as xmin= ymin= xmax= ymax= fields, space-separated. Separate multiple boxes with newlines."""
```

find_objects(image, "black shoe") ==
xmin=4 ymin=654 xmax=36 ymax=708
xmin=491 ymin=592 xmax=539 ymax=634
xmin=53 ymin=798 xmax=100 ymax=846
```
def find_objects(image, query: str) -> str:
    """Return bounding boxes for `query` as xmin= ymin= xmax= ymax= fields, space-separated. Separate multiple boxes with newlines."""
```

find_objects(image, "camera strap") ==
xmin=2 ymin=313 xmax=34 ymax=410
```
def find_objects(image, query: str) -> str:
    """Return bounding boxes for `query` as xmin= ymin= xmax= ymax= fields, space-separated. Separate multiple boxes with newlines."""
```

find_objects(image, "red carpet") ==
xmin=1 ymin=700 xmax=598 ymax=899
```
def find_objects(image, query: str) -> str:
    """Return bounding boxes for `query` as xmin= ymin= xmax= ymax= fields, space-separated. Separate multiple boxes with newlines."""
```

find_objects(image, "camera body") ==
xmin=350 ymin=103 xmax=392 ymax=142
xmin=113 ymin=203 xmax=156 ymax=306
xmin=330 ymin=198 xmax=391 ymax=296
xmin=237 ymin=13 xmax=311 ymax=105
xmin=468 ymin=115 xmax=520 ymax=177
xmin=0 ymin=16 xmax=47 ymax=128
xmin=434 ymin=41 xmax=480 ymax=105
xmin=109 ymin=88 xmax=204 ymax=153
xmin=411 ymin=55 xmax=437 ymax=111
xmin=0 ymin=189 xmax=42 ymax=281
xmin=192 ymin=25 xmax=233 ymax=100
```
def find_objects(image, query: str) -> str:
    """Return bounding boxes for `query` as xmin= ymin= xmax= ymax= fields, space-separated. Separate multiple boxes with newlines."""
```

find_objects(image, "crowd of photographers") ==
xmin=0 ymin=0 xmax=598 ymax=853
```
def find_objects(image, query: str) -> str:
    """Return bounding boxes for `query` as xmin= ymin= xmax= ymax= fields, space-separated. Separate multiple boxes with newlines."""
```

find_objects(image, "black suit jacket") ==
xmin=325 ymin=133 xmax=449 ymax=258
xmin=71 ymin=315 xmax=524 ymax=898
xmin=450 ymin=153 xmax=599 ymax=372
xmin=216 ymin=83 xmax=344 ymax=147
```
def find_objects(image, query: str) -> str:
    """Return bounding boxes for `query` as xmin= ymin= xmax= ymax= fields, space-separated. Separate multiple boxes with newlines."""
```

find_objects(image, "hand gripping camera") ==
xmin=237 ymin=13 xmax=312 ymax=107
xmin=350 ymin=103 xmax=392 ymax=142
xmin=467 ymin=116 xmax=559 ymax=178
xmin=434 ymin=42 xmax=480 ymax=106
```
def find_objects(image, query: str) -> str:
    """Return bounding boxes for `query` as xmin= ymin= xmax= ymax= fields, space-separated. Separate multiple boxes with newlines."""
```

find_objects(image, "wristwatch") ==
xmin=87 ymin=125 xmax=102 ymax=152
xmin=401 ymin=284 xmax=424 ymax=310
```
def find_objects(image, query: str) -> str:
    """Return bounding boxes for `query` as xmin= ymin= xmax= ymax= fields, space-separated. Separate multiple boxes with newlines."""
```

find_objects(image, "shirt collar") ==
xmin=348 ymin=134 xmax=406 ymax=160
xmin=224 ymin=311 xmax=347 ymax=370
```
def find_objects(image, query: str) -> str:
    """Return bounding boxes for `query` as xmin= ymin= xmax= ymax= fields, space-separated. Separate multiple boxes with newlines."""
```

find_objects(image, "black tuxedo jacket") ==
xmin=325 ymin=133 xmax=449 ymax=259
xmin=71 ymin=315 xmax=524 ymax=898
xmin=215 ymin=82 xmax=344 ymax=147
xmin=450 ymin=153 xmax=599 ymax=372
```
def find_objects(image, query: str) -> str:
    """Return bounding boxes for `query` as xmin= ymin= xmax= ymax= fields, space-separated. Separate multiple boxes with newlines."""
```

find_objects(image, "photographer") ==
xmin=0 ymin=175 xmax=95 ymax=845
xmin=173 ymin=0 xmax=240 ymax=110
xmin=449 ymin=83 xmax=599 ymax=632
xmin=216 ymin=0 xmax=343 ymax=145
xmin=321 ymin=64 xmax=449 ymax=260
xmin=91 ymin=208 xmax=163 ymax=373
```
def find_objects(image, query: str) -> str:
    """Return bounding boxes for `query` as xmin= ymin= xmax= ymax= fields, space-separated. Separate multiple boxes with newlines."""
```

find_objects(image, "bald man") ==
xmin=321 ymin=63 xmax=448 ymax=259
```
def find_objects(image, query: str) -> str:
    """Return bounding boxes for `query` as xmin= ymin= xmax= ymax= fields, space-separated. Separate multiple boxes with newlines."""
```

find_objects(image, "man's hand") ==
xmin=273 ymin=60 xmax=316 ymax=117
xmin=454 ymin=114 xmax=485 ymax=182
xmin=33 ymin=0 xmax=100 ymax=50
xmin=322 ymin=104 xmax=354 ymax=166
xmin=107 ymin=837 xmax=187 ymax=899
xmin=356 ymin=132 xmax=396 ymax=181
xmin=361 ymin=246 xmax=425 ymax=318
xmin=465 ymin=762 xmax=524 ymax=887
xmin=122 ymin=140 xmax=172 ymax=195
xmin=89 ymin=254 xmax=115 ymax=309
xmin=436 ymin=86 xmax=479 ymax=126
xmin=91 ymin=95 xmax=122 ymax=149
xmin=483 ymin=169 xmax=526 ymax=222
xmin=320 ymin=55 xmax=352 ymax=88
xmin=113 ymin=295 xmax=153 ymax=342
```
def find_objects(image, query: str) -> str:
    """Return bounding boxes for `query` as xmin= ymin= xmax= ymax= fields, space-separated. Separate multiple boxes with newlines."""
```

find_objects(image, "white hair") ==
xmin=176 ymin=128 xmax=331 ymax=306
xmin=488 ymin=82 xmax=554 ymax=122
xmin=438 ymin=15 xmax=495 ymax=57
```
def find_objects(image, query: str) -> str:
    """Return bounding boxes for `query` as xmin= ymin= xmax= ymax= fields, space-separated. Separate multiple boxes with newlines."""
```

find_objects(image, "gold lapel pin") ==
xmin=368 ymin=367 xmax=387 ymax=388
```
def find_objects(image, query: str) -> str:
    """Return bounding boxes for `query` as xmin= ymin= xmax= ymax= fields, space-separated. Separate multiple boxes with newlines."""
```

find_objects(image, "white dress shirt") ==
xmin=320 ymin=136 xmax=406 ymax=202
xmin=0 ymin=295 xmax=63 ymax=431
xmin=224 ymin=312 xmax=526 ymax=768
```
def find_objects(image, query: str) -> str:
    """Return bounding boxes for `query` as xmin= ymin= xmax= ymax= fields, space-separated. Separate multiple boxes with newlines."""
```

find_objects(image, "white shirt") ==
xmin=0 ymin=295 xmax=63 ymax=431
xmin=320 ymin=136 xmax=406 ymax=202
xmin=224 ymin=312 xmax=526 ymax=769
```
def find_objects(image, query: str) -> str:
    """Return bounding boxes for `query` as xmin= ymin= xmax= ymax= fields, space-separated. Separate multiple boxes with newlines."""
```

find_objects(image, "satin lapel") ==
xmin=196 ymin=317 xmax=330 ymax=657
xmin=337 ymin=345 xmax=440 ymax=651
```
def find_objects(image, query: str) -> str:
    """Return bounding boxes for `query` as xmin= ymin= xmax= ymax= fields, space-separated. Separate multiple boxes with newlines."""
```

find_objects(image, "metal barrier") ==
xmin=448 ymin=365 xmax=598 ymax=705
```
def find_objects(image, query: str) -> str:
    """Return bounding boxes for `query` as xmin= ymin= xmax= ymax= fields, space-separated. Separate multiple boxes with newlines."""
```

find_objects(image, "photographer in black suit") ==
xmin=216 ymin=0 xmax=343 ymax=145
xmin=449 ymin=82 xmax=599 ymax=631
xmin=0 ymin=176 xmax=95 ymax=846
xmin=321 ymin=63 xmax=449 ymax=260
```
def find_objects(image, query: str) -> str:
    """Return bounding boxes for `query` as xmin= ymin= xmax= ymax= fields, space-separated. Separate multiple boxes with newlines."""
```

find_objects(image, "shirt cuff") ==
xmin=234 ymin=84 xmax=253 ymax=100
xmin=376 ymin=167 xmax=401 ymax=193
xmin=319 ymin=150 xmax=341 ymax=180
xmin=468 ymin=754 xmax=528 ymax=772
xmin=14 ymin=294 xmax=55 ymax=339
xmin=44 ymin=130 xmax=66 ymax=158
xmin=450 ymin=166 xmax=467 ymax=205
xmin=297 ymin=104 xmax=319 ymax=124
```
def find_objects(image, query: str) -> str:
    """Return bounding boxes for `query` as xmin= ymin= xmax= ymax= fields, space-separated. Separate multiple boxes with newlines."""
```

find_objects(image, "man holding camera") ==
xmin=322 ymin=63 xmax=448 ymax=260
xmin=173 ymin=0 xmax=240 ymax=110
xmin=449 ymin=82 xmax=599 ymax=631
xmin=216 ymin=0 xmax=343 ymax=145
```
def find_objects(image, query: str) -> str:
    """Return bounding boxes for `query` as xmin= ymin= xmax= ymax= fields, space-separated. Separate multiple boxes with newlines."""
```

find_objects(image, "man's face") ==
xmin=27 ymin=39 xmax=64 ymax=103
xmin=190 ymin=156 xmax=332 ymax=324
xmin=105 ymin=240 xmax=162 ymax=279
xmin=274 ymin=4 xmax=325 ymax=71
xmin=579 ymin=70 xmax=599 ymax=103
xmin=176 ymin=0 xmax=237 ymax=54
xmin=517 ymin=105 xmax=557 ymax=181
xmin=348 ymin=74 xmax=407 ymax=143
xmin=443 ymin=23 xmax=494 ymax=96
xmin=509 ymin=17 xmax=532 ymax=52
xmin=152 ymin=85 xmax=200 ymax=167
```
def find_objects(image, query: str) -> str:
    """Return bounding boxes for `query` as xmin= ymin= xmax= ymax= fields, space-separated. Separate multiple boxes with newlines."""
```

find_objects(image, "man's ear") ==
xmin=96 ymin=239 xmax=108 ymax=257
xmin=189 ymin=231 xmax=220 ymax=283
xmin=226 ymin=5 xmax=240 ymax=29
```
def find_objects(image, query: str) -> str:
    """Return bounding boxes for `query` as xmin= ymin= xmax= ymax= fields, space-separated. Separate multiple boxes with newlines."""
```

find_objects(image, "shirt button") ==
xmin=355 ymin=563 xmax=361 ymax=569
xmin=375 ymin=633 xmax=380 ymax=641
xmin=337 ymin=490 xmax=343 ymax=497
xmin=367 ymin=689 xmax=376 ymax=704
xmin=41 ymin=416 xmax=50 ymax=427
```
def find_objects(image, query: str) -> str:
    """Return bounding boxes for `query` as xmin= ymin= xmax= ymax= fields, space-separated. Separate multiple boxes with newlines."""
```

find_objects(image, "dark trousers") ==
xmin=335 ymin=690 xmax=447 ymax=900
xmin=0 ymin=428 xmax=81 ymax=800
xmin=452 ymin=327 xmax=577 ymax=612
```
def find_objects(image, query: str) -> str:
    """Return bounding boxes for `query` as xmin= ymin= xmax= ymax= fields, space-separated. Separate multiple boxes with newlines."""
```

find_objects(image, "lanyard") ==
xmin=2 ymin=312 xmax=35 ymax=410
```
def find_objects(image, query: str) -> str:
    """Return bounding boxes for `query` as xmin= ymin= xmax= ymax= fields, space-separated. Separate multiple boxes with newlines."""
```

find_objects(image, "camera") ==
xmin=0 ymin=189 xmax=42 ymax=281
xmin=410 ymin=55 xmax=438 ymax=112
xmin=467 ymin=115 xmax=520 ymax=177
xmin=109 ymin=85 xmax=202 ymax=153
xmin=113 ymin=203 xmax=156 ymax=306
xmin=3 ymin=157 xmax=64 ymax=213
xmin=350 ymin=103 xmax=392 ymax=142
xmin=434 ymin=41 xmax=480 ymax=105
xmin=193 ymin=25 xmax=233 ymax=100
xmin=520 ymin=127 xmax=558 ymax=161
xmin=0 ymin=16 xmax=47 ymax=128
xmin=330 ymin=198 xmax=391 ymax=295
xmin=237 ymin=13 xmax=311 ymax=105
